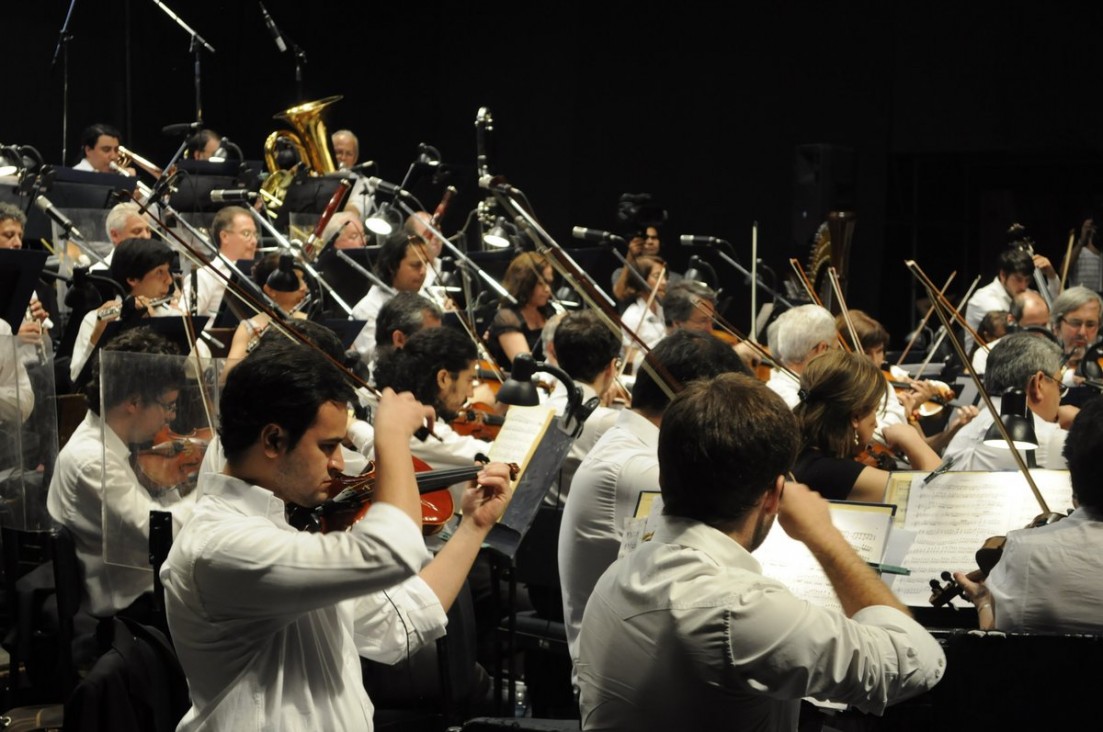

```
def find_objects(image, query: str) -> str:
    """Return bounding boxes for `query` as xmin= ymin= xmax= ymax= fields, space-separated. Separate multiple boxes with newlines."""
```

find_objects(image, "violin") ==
xmin=452 ymin=402 xmax=505 ymax=440
xmin=286 ymin=458 xmax=520 ymax=534
xmin=132 ymin=425 xmax=212 ymax=494
xmin=856 ymin=441 xmax=900 ymax=471
xmin=927 ymin=510 xmax=1065 ymax=607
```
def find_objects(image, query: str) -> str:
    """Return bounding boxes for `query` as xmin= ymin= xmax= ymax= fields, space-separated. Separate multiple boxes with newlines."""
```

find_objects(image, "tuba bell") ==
xmin=261 ymin=95 xmax=342 ymax=213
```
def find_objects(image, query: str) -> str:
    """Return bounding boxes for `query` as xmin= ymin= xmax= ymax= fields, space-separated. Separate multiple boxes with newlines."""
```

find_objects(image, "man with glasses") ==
xmin=182 ymin=205 xmax=258 ymax=321
xmin=49 ymin=327 xmax=196 ymax=622
xmin=943 ymin=332 xmax=1077 ymax=471
xmin=1049 ymin=286 xmax=1102 ymax=389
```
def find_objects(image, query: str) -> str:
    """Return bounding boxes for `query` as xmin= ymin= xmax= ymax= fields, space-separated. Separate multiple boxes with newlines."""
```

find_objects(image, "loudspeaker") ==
xmin=791 ymin=144 xmax=856 ymax=248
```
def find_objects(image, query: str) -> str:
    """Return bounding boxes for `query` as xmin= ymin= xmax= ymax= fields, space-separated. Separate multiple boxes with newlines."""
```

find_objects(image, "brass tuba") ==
xmin=261 ymin=95 xmax=342 ymax=213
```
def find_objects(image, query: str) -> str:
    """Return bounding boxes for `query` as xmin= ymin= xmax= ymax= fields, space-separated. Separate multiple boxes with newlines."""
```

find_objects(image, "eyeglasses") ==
xmin=154 ymin=398 xmax=178 ymax=414
xmin=1060 ymin=317 xmax=1099 ymax=330
xmin=1040 ymin=371 xmax=1069 ymax=398
xmin=228 ymin=229 xmax=259 ymax=240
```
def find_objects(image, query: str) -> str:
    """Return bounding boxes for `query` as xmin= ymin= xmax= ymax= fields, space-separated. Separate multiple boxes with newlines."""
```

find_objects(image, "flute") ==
xmin=97 ymin=294 xmax=175 ymax=321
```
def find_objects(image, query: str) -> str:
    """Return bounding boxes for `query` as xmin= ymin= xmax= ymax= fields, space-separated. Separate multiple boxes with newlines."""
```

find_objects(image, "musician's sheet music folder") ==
xmin=753 ymin=501 xmax=898 ymax=614
xmin=483 ymin=404 xmax=574 ymax=558
xmin=892 ymin=469 xmax=1072 ymax=608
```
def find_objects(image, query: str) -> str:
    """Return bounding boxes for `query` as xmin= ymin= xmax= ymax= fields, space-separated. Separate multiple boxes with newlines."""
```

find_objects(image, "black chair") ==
xmin=2 ymin=523 xmax=91 ymax=710
xmin=62 ymin=616 xmax=189 ymax=732
xmin=492 ymin=506 xmax=575 ymax=720
xmin=366 ymin=580 xmax=489 ymax=731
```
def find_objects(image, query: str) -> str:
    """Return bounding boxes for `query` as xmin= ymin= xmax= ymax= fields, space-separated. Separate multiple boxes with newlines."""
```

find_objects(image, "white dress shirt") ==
xmin=942 ymin=396 xmax=1068 ymax=470
xmin=47 ymin=412 xmax=196 ymax=616
xmin=0 ymin=323 xmax=34 ymax=424
xmin=163 ymin=472 xmax=446 ymax=732
xmin=986 ymin=506 xmax=1103 ymax=634
xmin=577 ymin=516 xmax=946 ymax=731
xmin=766 ymin=366 xmax=801 ymax=409
xmin=545 ymin=381 xmax=619 ymax=505
xmin=558 ymin=408 xmax=659 ymax=667
xmin=964 ymin=277 xmax=1012 ymax=352
xmin=620 ymin=298 xmax=665 ymax=366
xmin=351 ymin=286 xmax=394 ymax=364
xmin=180 ymin=257 xmax=233 ymax=327
xmin=69 ymin=300 xmax=189 ymax=383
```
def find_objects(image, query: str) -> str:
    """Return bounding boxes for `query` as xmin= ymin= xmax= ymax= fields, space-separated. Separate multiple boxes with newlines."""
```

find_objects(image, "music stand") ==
xmin=169 ymin=159 xmax=256 ymax=213
xmin=24 ymin=167 xmax=137 ymax=241
xmin=314 ymin=247 xmax=376 ymax=311
xmin=322 ymin=319 xmax=366 ymax=351
xmin=73 ymin=315 xmax=209 ymax=390
xmin=275 ymin=173 xmax=350 ymax=231
xmin=0 ymin=250 xmax=47 ymax=332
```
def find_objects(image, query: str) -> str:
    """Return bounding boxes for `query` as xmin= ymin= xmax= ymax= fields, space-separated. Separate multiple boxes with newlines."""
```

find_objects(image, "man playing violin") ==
xmin=765 ymin=303 xmax=838 ymax=408
xmin=372 ymin=327 xmax=490 ymax=491
xmin=943 ymin=332 xmax=1076 ymax=471
xmin=559 ymin=331 xmax=749 ymax=677
xmin=576 ymin=374 xmax=945 ymax=730
xmin=48 ymin=327 xmax=194 ymax=622
xmin=955 ymin=397 xmax=1103 ymax=634
xmin=162 ymin=339 xmax=513 ymax=731
xmin=1048 ymin=286 xmax=1102 ymax=393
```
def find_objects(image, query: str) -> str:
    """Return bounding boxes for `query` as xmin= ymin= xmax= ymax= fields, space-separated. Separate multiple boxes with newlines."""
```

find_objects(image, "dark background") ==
xmin=8 ymin=1 xmax=1103 ymax=344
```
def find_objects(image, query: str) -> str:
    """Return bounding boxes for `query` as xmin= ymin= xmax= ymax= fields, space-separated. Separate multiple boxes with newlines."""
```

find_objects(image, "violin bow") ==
xmin=911 ymin=273 xmax=985 ymax=380
xmin=827 ymin=267 xmax=862 ymax=353
xmin=896 ymin=270 xmax=956 ymax=366
xmin=1060 ymin=228 xmax=1076 ymax=292
xmin=906 ymin=260 xmax=1058 ymax=521
xmin=788 ymin=258 xmax=851 ymax=352
xmin=486 ymin=182 xmax=681 ymax=400
xmin=128 ymin=191 xmax=383 ymax=400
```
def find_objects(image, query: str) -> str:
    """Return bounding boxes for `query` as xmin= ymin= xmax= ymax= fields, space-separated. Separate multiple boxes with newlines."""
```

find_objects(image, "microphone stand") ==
xmin=385 ymin=193 xmax=516 ymax=305
xmin=149 ymin=0 xmax=215 ymax=125
xmin=248 ymin=208 xmax=355 ymax=316
xmin=334 ymin=250 xmax=396 ymax=296
xmin=706 ymin=243 xmax=795 ymax=308
xmin=51 ymin=0 xmax=77 ymax=164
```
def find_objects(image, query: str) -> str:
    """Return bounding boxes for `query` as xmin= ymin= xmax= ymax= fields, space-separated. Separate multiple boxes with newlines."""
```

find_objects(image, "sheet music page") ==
xmin=755 ymin=502 xmax=896 ymax=613
xmin=486 ymin=404 xmax=555 ymax=484
xmin=894 ymin=469 xmax=1073 ymax=607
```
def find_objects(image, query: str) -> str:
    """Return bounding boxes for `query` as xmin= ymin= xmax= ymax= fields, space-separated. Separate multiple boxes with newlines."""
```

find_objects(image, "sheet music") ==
xmin=486 ymin=404 xmax=555 ymax=479
xmin=755 ymin=502 xmax=896 ymax=613
xmin=894 ymin=470 xmax=1073 ymax=607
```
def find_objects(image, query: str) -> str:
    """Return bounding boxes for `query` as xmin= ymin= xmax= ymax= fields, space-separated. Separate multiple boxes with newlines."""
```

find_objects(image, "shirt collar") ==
xmin=616 ymin=408 xmax=660 ymax=447
xmin=651 ymin=515 xmax=763 ymax=574
xmin=200 ymin=471 xmax=290 ymax=526
xmin=90 ymin=411 xmax=132 ymax=461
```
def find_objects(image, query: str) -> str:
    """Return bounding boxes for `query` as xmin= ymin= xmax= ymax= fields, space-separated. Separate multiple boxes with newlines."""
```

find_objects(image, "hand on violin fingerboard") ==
xmin=458 ymin=462 xmax=514 ymax=532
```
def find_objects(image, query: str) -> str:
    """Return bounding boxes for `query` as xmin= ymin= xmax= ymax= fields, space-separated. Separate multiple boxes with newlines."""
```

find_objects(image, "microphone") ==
xmin=680 ymin=234 xmax=731 ymax=248
xmin=572 ymin=227 xmax=626 ymax=246
xmin=35 ymin=195 xmax=84 ymax=239
xmin=259 ymin=2 xmax=288 ymax=53
xmin=348 ymin=160 xmax=377 ymax=174
xmin=478 ymin=174 xmax=520 ymax=195
xmin=162 ymin=121 xmax=202 ymax=136
xmin=209 ymin=189 xmax=258 ymax=203
xmin=366 ymin=177 xmax=409 ymax=196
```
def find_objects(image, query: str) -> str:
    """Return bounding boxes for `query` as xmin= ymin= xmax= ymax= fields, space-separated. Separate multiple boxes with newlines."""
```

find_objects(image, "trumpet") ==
xmin=110 ymin=161 xmax=155 ymax=199
xmin=116 ymin=145 xmax=163 ymax=178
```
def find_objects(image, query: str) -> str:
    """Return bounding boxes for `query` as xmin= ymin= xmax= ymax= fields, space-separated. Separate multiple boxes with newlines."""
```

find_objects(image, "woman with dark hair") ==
xmin=792 ymin=349 xmax=940 ymax=502
xmin=484 ymin=251 xmax=555 ymax=368
xmin=227 ymin=254 xmax=309 ymax=359
xmin=69 ymin=237 xmax=180 ymax=382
